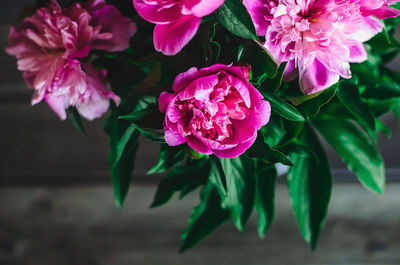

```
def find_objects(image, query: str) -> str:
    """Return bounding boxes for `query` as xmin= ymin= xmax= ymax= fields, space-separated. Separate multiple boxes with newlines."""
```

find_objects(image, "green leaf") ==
xmin=255 ymin=162 xmax=277 ymax=237
xmin=120 ymin=103 xmax=166 ymax=143
xmin=180 ymin=181 xmax=231 ymax=252
xmin=148 ymin=144 xmax=186 ymax=174
xmin=219 ymin=156 xmax=256 ymax=231
xmin=104 ymin=108 xmax=140 ymax=208
xmin=259 ymin=88 xmax=305 ymax=122
xmin=367 ymin=97 xmax=400 ymax=117
xmin=336 ymin=85 xmax=377 ymax=143
xmin=216 ymin=0 xmax=258 ymax=40
xmin=151 ymin=159 xmax=210 ymax=208
xmin=246 ymin=132 xmax=293 ymax=166
xmin=375 ymin=118 xmax=391 ymax=138
xmin=252 ymin=40 xmax=279 ymax=78
xmin=209 ymin=156 xmax=228 ymax=197
xmin=287 ymin=125 xmax=332 ymax=249
xmin=67 ymin=107 xmax=87 ymax=135
xmin=114 ymin=124 xmax=137 ymax=166
xmin=313 ymin=119 xmax=385 ymax=194
xmin=297 ymin=83 xmax=338 ymax=118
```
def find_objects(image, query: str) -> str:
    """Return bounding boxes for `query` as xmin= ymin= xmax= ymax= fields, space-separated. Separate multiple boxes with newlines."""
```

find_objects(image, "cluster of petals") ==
xmin=133 ymin=0 xmax=224 ymax=55
xmin=244 ymin=0 xmax=400 ymax=94
xmin=159 ymin=64 xmax=271 ymax=158
xmin=6 ymin=0 xmax=137 ymax=120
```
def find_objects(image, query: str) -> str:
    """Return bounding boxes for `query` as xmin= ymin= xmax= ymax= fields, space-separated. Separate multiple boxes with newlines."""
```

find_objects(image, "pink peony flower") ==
xmin=243 ymin=0 xmax=399 ymax=95
xmin=133 ymin=0 xmax=225 ymax=56
xmin=6 ymin=0 xmax=137 ymax=120
xmin=158 ymin=64 xmax=271 ymax=158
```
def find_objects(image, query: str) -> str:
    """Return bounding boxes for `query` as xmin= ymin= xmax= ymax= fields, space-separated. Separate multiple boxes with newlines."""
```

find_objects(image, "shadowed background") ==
xmin=1 ymin=1 xmax=400 ymax=264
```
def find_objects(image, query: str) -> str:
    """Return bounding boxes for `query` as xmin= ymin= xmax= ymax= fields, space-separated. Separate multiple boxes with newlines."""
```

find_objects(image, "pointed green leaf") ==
xmin=336 ymin=85 xmax=377 ymax=142
xmin=313 ymin=119 xmax=385 ymax=194
xmin=209 ymin=156 xmax=228 ymax=197
xmin=219 ymin=156 xmax=256 ymax=231
xmin=259 ymin=89 xmax=305 ymax=121
xmin=246 ymin=132 xmax=293 ymax=166
xmin=151 ymin=159 xmax=210 ymax=208
xmin=148 ymin=144 xmax=186 ymax=174
xmin=67 ymin=107 xmax=87 ymax=135
xmin=287 ymin=125 xmax=332 ymax=249
xmin=297 ymin=83 xmax=338 ymax=118
xmin=180 ymin=181 xmax=231 ymax=252
xmin=216 ymin=0 xmax=258 ymax=40
xmin=255 ymin=162 xmax=277 ymax=237
xmin=105 ymin=109 xmax=140 ymax=208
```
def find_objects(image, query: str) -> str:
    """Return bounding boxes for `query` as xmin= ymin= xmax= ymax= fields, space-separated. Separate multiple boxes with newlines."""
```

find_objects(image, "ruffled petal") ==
xmin=183 ymin=0 xmax=225 ymax=17
xmin=243 ymin=0 xmax=270 ymax=36
xmin=133 ymin=0 xmax=182 ymax=24
xmin=44 ymin=94 xmax=68 ymax=120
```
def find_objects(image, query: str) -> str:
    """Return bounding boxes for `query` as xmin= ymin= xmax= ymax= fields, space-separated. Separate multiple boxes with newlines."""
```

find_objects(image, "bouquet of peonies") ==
xmin=7 ymin=0 xmax=400 ymax=251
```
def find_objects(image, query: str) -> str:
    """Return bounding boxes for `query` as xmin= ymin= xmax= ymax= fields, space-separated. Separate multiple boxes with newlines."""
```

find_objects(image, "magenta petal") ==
xmin=44 ymin=94 xmax=67 ymax=120
xmin=154 ymin=15 xmax=201 ymax=56
xmin=243 ymin=0 xmax=270 ymax=36
xmin=178 ymin=74 xmax=219 ymax=101
xmin=367 ymin=6 xmax=400 ymax=19
xmin=283 ymin=60 xmax=299 ymax=82
xmin=159 ymin=92 xmax=174 ymax=113
xmin=172 ymin=67 xmax=199 ymax=92
xmin=133 ymin=0 xmax=182 ymax=24
xmin=347 ymin=41 xmax=368 ymax=63
xmin=90 ymin=5 xmax=137 ymax=52
xmin=352 ymin=17 xmax=383 ymax=42
xmin=186 ymin=136 xmax=213 ymax=154
xmin=299 ymin=59 xmax=340 ymax=95
xmin=183 ymin=0 xmax=225 ymax=17
xmin=165 ymin=127 xmax=186 ymax=146
xmin=214 ymin=132 xmax=257 ymax=158
xmin=255 ymin=100 xmax=271 ymax=127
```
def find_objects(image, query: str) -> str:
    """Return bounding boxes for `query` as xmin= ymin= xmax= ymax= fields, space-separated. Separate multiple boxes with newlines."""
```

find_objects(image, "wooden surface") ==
xmin=1 ymin=183 xmax=400 ymax=265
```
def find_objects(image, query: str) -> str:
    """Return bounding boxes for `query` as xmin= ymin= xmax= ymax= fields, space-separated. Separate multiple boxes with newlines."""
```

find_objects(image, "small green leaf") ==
xmin=148 ymin=144 xmax=186 ymax=174
xmin=375 ymin=118 xmax=391 ymax=138
xmin=151 ymin=159 xmax=210 ymax=208
xmin=298 ymin=83 xmax=338 ymax=118
xmin=246 ymin=132 xmax=293 ymax=166
xmin=336 ymin=85 xmax=377 ymax=142
xmin=67 ymin=107 xmax=87 ymax=135
xmin=255 ymin=162 xmax=277 ymax=237
xmin=313 ymin=119 xmax=385 ymax=194
xmin=367 ymin=97 xmax=400 ymax=117
xmin=114 ymin=124 xmax=138 ymax=166
xmin=104 ymin=108 xmax=141 ymax=208
xmin=209 ymin=156 xmax=228 ymax=197
xmin=219 ymin=156 xmax=256 ymax=231
xmin=216 ymin=0 xmax=258 ymax=40
xmin=180 ymin=181 xmax=231 ymax=252
xmin=259 ymin=89 xmax=305 ymax=121
xmin=287 ymin=125 xmax=332 ymax=249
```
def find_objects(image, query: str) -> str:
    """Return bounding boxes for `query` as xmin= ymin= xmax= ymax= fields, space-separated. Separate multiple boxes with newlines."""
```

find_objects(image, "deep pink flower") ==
xmin=6 ymin=0 xmax=137 ymax=120
xmin=159 ymin=64 xmax=271 ymax=158
xmin=133 ymin=0 xmax=224 ymax=56
xmin=243 ymin=0 xmax=399 ymax=95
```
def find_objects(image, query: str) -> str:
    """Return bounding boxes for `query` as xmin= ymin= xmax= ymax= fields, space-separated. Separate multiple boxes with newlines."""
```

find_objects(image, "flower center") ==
xmin=175 ymin=73 xmax=250 ymax=142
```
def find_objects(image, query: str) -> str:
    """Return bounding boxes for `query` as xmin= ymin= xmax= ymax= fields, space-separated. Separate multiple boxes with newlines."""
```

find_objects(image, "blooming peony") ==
xmin=158 ymin=64 xmax=271 ymax=158
xmin=133 ymin=0 xmax=224 ymax=56
xmin=243 ymin=0 xmax=400 ymax=95
xmin=6 ymin=0 xmax=137 ymax=120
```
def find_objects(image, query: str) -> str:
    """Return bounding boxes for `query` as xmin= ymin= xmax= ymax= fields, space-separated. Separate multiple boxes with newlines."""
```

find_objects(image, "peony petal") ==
xmin=154 ymin=15 xmax=201 ymax=56
xmin=172 ymin=67 xmax=199 ymax=92
xmin=133 ymin=0 xmax=182 ymax=24
xmin=214 ymin=132 xmax=257 ymax=158
xmin=164 ymin=127 xmax=187 ymax=146
xmin=243 ymin=0 xmax=270 ymax=36
xmin=283 ymin=60 xmax=299 ymax=82
xmin=183 ymin=0 xmax=225 ymax=17
xmin=44 ymin=94 xmax=68 ymax=120
xmin=90 ymin=5 xmax=137 ymax=51
xmin=352 ymin=17 xmax=383 ymax=42
xmin=299 ymin=59 xmax=340 ymax=95
xmin=158 ymin=92 xmax=174 ymax=113
xmin=178 ymin=74 xmax=219 ymax=101
xmin=347 ymin=41 xmax=368 ymax=63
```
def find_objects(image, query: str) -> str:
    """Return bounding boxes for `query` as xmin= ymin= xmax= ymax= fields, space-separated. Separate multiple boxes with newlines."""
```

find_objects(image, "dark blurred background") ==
xmin=1 ymin=1 xmax=400 ymax=264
